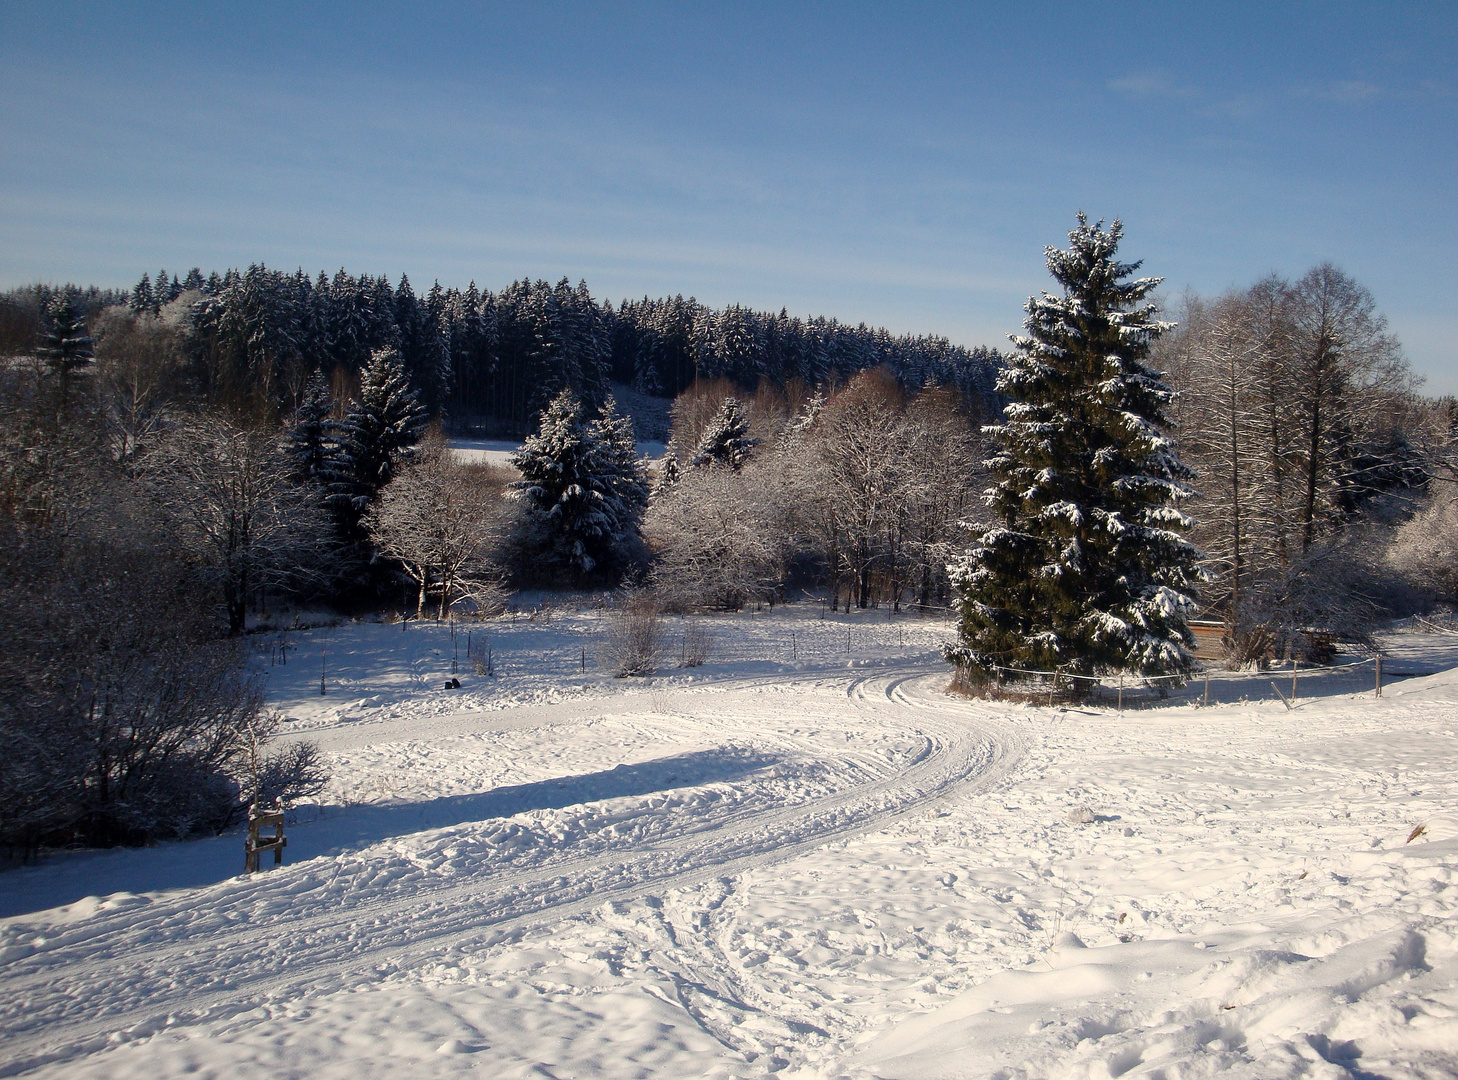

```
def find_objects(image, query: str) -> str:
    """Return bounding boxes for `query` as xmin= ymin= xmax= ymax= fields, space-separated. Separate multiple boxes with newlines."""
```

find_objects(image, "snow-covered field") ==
xmin=2 ymin=604 xmax=1456 ymax=1080
xmin=449 ymin=438 xmax=668 ymax=470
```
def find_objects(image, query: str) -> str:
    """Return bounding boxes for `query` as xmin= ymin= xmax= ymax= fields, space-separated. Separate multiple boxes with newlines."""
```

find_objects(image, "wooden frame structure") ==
xmin=245 ymin=799 xmax=286 ymax=873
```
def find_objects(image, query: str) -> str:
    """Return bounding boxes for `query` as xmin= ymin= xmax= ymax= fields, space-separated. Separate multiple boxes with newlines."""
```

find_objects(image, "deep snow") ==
xmin=1 ymin=604 xmax=1455 ymax=1079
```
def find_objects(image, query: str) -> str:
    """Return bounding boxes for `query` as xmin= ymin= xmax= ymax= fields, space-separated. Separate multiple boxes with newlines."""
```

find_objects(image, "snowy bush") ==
xmin=0 ymin=531 xmax=289 ymax=850
xmin=679 ymin=620 xmax=715 ymax=667
xmin=645 ymin=461 xmax=786 ymax=611
xmin=599 ymin=597 xmax=666 ymax=677
xmin=1227 ymin=529 xmax=1414 ymax=664
xmin=238 ymin=732 xmax=330 ymax=810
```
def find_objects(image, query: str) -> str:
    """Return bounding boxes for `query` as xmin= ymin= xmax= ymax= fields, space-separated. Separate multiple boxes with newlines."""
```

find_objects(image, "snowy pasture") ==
xmin=449 ymin=437 xmax=668 ymax=470
xmin=1 ymin=605 xmax=1456 ymax=1079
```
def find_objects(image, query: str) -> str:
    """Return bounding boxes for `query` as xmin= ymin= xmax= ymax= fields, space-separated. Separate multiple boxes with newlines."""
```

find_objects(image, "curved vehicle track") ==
xmin=0 ymin=664 xmax=1025 ymax=1077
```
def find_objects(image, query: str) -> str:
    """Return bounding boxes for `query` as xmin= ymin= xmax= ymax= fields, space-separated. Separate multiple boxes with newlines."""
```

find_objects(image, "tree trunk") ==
xmin=225 ymin=568 xmax=248 ymax=636
xmin=1268 ymin=377 xmax=1287 ymax=569
xmin=1302 ymin=390 xmax=1321 ymax=554
xmin=437 ymin=572 xmax=452 ymax=621
xmin=1229 ymin=372 xmax=1242 ymax=631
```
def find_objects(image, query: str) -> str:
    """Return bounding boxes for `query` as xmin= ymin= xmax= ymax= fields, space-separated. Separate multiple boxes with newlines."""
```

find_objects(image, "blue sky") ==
xmin=2 ymin=3 xmax=1454 ymax=390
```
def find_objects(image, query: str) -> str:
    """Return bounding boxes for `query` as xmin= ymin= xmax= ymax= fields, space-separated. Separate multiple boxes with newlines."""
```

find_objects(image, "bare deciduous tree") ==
xmin=1164 ymin=266 xmax=1418 ymax=662
xmin=90 ymin=304 xmax=189 ymax=467
xmin=146 ymin=413 xmax=332 ymax=635
xmin=1285 ymin=264 xmax=1409 ymax=553
xmin=366 ymin=432 xmax=509 ymax=618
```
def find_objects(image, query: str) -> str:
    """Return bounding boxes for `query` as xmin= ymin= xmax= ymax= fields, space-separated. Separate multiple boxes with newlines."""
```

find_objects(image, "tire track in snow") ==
xmin=0 ymin=665 xmax=1024 ymax=1077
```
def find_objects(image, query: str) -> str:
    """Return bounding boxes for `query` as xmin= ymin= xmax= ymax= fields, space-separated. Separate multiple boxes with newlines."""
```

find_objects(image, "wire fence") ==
xmin=977 ymin=653 xmax=1391 ymax=712
xmin=257 ymin=603 xmax=1429 ymax=713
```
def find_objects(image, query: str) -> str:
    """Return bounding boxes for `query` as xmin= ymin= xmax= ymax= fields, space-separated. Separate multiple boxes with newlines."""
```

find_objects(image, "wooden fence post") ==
xmin=1375 ymin=655 xmax=1382 ymax=698
xmin=245 ymin=799 xmax=286 ymax=873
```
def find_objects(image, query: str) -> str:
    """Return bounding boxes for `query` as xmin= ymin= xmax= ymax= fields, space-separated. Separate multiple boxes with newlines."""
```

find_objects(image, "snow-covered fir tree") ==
xmin=654 ymin=450 xmax=683 ymax=495
xmin=38 ymin=293 xmax=94 ymax=409
xmin=589 ymin=395 xmax=650 ymax=525
xmin=947 ymin=215 xmax=1201 ymax=686
xmin=286 ymin=369 xmax=336 ymax=486
xmin=689 ymin=396 xmax=759 ymax=469
xmin=330 ymin=347 xmax=426 ymax=521
xmin=510 ymin=389 xmax=648 ymax=583
xmin=130 ymin=272 xmax=154 ymax=314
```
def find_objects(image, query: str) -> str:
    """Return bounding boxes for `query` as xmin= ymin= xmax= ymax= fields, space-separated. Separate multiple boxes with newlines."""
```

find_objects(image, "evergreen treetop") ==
xmin=510 ymin=389 xmax=648 ymax=582
xmin=38 ymin=293 xmax=95 ymax=380
xmin=948 ymin=214 xmax=1202 ymax=686
xmin=690 ymin=397 xmax=759 ymax=470
xmin=331 ymin=347 xmax=426 ymax=515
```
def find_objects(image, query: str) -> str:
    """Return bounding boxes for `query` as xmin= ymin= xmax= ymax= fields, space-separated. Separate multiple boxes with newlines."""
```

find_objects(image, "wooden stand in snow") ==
xmin=245 ymin=800 xmax=286 ymax=873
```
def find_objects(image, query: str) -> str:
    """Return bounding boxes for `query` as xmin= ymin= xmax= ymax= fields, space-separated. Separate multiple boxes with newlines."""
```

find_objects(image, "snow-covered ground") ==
xmin=449 ymin=438 xmax=668 ymax=470
xmin=2 ymin=605 xmax=1456 ymax=1080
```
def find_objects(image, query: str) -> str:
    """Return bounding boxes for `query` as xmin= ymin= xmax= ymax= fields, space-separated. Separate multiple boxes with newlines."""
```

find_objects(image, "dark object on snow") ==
xmin=444 ymin=677 xmax=461 ymax=689
xmin=245 ymin=799 xmax=286 ymax=873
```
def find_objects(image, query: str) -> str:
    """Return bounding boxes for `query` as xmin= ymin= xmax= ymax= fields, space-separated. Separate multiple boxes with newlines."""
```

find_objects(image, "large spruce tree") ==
xmin=38 ymin=293 xmax=95 ymax=410
xmin=510 ymin=390 xmax=648 ymax=583
xmin=948 ymin=215 xmax=1201 ymax=686
xmin=330 ymin=347 xmax=426 ymax=524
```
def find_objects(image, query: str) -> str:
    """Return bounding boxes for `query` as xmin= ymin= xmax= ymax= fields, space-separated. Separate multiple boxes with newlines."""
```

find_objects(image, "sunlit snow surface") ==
xmin=2 ymin=605 xmax=1456 ymax=1080
xmin=447 ymin=438 xmax=667 ymax=470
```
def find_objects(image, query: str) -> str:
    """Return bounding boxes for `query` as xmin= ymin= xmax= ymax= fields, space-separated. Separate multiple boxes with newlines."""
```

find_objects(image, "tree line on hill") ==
xmin=3 ymin=267 xmax=1000 ymax=434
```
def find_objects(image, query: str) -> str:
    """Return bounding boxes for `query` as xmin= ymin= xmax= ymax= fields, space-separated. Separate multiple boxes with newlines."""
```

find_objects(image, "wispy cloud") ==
xmin=1107 ymin=73 xmax=1198 ymax=100
xmin=1296 ymin=79 xmax=1383 ymax=103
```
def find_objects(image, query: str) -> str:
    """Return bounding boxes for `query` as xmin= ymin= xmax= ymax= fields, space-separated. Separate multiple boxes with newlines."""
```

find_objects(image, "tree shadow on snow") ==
xmin=0 ymin=747 xmax=780 ymax=920
xmin=303 ymin=746 xmax=782 ymax=855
